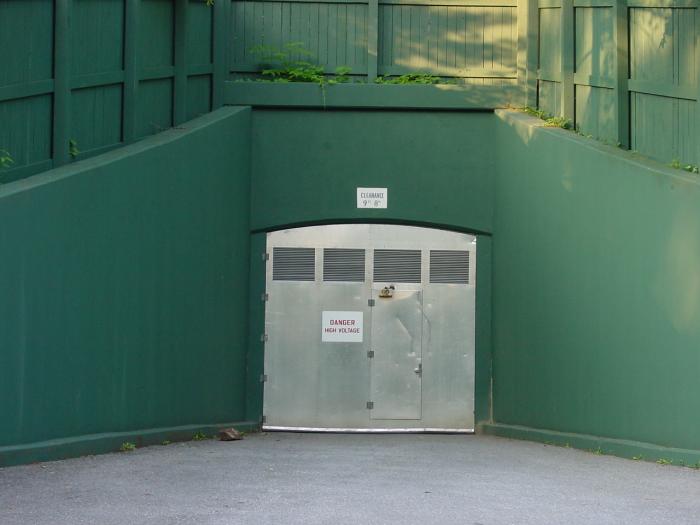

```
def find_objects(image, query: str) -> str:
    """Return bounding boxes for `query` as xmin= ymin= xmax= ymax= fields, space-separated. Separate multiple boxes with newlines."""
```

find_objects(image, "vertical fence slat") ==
xmin=519 ymin=0 xmax=538 ymax=107
xmin=123 ymin=0 xmax=139 ymax=144
xmin=53 ymin=0 xmax=71 ymax=166
xmin=615 ymin=0 xmax=629 ymax=148
xmin=212 ymin=0 xmax=229 ymax=108
xmin=560 ymin=0 xmax=574 ymax=121
xmin=174 ymin=0 xmax=188 ymax=125
xmin=368 ymin=0 xmax=378 ymax=81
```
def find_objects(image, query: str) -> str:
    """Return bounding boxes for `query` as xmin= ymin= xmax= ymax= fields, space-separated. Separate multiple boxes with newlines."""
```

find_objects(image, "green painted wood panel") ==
xmin=0 ymin=0 xmax=218 ymax=181
xmin=136 ymin=79 xmax=174 ymax=138
xmin=575 ymin=7 xmax=615 ymax=82
xmin=537 ymin=6 xmax=561 ymax=115
xmin=628 ymin=7 xmax=697 ymax=165
xmin=0 ymin=96 xmax=53 ymax=183
xmin=140 ymin=0 xmax=176 ymax=69
xmin=631 ymin=93 xmax=697 ymax=165
xmin=574 ymin=6 xmax=616 ymax=141
xmin=72 ymin=0 xmax=125 ymax=76
xmin=575 ymin=85 xmax=617 ymax=142
xmin=230 ymin=0 xmax=369 ymax=73
xmin=538 ymin=7 xmax=561 ymax=75
xmin=377 ymin=5 xmax=517 ymax=78
xmin=0 ymin=0 xmax=53 ymax=87
xmin=187 ymin=75 xmax=213 ymax=120
xmin=71 ymin=85 xmax=124 ymax=156
xmin=187 ymin=0 xmax=214 ymax=66
xmin=538 ymin=79 xmax=561 ymax=116
xmin=630 ymin=8 xmax=695 ymax=86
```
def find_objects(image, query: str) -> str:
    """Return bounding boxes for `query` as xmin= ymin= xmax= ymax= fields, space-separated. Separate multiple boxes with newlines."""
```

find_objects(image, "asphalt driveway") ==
xmin=1 ymin=432 xmax=699 ymax=524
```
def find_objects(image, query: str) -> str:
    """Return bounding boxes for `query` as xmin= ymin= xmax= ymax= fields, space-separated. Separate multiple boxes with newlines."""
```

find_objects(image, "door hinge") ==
xmin=368 ymin=299 xmax=375 ymax=307
xmin=367 ymin=350 xmax=374 ymax=358
xmin=260 ymin=374 xmax=267 ymax=383
xmin=366 ymin=401 xmax=374 ymax=410
xmin=261 ymin=292 xmax=269 ymax=302
xmin=260 ymin=333 xmax=268 ymax=343
xmin=262 ymin=252 xmax=269 ymax=261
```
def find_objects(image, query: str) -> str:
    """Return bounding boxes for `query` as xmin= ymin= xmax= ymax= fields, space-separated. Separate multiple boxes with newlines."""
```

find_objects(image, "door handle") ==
xmin=414 ymin=363 xmax=422 ymax=376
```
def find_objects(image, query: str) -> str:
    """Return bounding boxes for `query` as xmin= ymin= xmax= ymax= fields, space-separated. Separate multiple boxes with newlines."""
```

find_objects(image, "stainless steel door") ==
xmin=264 ymin=224 xmax=476 ymax=432
xmin=370 ymin=286 xmax=423 ymax=420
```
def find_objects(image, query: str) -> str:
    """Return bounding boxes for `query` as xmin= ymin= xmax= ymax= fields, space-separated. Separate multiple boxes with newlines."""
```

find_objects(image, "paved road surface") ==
xmin=1 ymin=432 xmax=699 ymax=524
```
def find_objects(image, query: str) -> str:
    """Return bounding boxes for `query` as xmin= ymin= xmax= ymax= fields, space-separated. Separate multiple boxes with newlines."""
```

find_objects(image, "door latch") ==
xmin=414 ymin=363 xmax=422 ymax=377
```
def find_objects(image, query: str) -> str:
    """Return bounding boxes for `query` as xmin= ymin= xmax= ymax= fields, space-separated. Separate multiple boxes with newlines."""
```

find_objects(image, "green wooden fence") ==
xmin=0 ymin=0 xmax=228 ymax=184
xmin=1 ymin=0 xmax=699 ymax=181
xmin=535 ymin=0 xmax=699 ymax=167
xmin=229 ymin=0 xmax=520 ymax=84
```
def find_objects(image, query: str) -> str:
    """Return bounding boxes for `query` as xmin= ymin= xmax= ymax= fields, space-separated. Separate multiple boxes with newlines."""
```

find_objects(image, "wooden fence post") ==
xmin=53 ymin=0 xmax=71 ymax=166
xmin=615 ymin=0 xmax=629 ymax=148
xmin=367 ymin=0 xmax=379 ymax=81
xmin=174 ymin=0 xmax=188 ymax=125
xmin=518 ymin=0 xmax=539 ymax=107
xmin=560 ymin=0 xmax=575 ymax=121
xmin=123 ymin=0 xmax=139 ymax=143
xmin=213 ymin=0 xmax=230 ymax=108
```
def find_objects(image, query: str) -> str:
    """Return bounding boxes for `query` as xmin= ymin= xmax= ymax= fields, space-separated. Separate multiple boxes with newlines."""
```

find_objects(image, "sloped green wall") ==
xmin=0 ymin=107 xmax=252 ymax=465
xmin=491 ymin=110 xmax=700 ymax=455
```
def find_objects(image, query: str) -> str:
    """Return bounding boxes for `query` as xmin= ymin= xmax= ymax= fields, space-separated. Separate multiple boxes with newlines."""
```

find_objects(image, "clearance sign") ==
xmin=321 ymin=311 xmax=364 ymax=343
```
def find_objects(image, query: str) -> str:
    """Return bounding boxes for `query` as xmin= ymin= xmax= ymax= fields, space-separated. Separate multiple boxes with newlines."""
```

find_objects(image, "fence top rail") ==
xmin=231 ymin=0 xmax=517 ymax=5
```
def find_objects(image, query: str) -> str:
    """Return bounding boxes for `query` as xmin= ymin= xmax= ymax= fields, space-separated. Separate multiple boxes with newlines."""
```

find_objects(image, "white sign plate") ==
xmin=357 ymin=188 xmax=387 ymax=209
xmin=321 ymin=311 xmax=364 ymax=343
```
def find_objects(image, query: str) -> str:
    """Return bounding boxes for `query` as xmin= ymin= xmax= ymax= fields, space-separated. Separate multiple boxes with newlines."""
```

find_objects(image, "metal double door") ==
xmin=262 ymin=224 xmax=476 ymax=432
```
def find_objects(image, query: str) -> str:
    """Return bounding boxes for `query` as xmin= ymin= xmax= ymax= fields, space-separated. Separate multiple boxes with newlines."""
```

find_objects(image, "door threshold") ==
xmin=262 ymin=426 xmax=474 ymax=434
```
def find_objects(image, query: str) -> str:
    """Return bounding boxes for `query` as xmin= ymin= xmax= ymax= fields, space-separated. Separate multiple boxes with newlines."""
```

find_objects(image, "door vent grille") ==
xmin=430 ymin=250 xmax=470 ymax=284
xmin=373 ymin=249 xmax=422 ymax=283
xmin=272 ymin=247 xmax=315 ymax=281
xmin=323 ymin=248 xmax=365 ymax=282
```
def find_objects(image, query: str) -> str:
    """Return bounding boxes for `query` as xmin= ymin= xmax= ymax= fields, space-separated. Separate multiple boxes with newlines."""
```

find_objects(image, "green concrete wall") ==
xmin=490 ymin=110 xmax=700 ymax=457
xmin=0 ymin=107 xmax=253 ymax=466
xmin=250 ymin=109 xmax=496 ymax=233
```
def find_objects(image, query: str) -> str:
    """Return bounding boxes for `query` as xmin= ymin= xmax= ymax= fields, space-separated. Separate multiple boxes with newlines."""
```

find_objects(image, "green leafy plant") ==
xmin=375 ymin=73 xmax=443 ymax=85
xmin=250 ymin=42 xmax=350 ymax=86
xmin=69 ymin=139 xmax=79 ymax=159
xmin=161 ymin=440 xmax=171 ymax=446
xmin=669 ymin=159 xmax=699 ymax=174
xmin=521 ymin=106 xmax=548 ymax=119
xmin=120 ymin=442 xmax=136 ymax=452
xmin=656 ymin=458 xmax=673 ymax=466
xmin=0 ymin=149 xmax=14 ymax=169
xmin=520 ymin=107 xmax=572 ymax=130
xmin=544 ymin=116 xmax=573 ymax=130
xmin=192 ymin=432 xmax=208 ymax=441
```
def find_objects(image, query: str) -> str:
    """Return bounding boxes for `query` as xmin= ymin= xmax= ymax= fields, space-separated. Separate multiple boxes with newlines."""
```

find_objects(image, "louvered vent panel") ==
xmin=323 ymin=249 xmax=365 ymax=282
xmin=272 ymin=247 xmax=315 ymax=281
xmin=430 ymin=250 xmax=470 ymax=284
xmin=373 ymin=249 xmax=422 ymax=283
